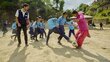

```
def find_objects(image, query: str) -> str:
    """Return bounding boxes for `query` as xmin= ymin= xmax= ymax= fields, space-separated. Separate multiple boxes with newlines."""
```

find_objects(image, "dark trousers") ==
xmin=17 ymin=26 xmax=28 ymax=45
xmin=100 ymin=26 xmax=103 ymax=30
xmin=46 ymin=27 xmax=59 ymax=44
xmin=46 ymin=26 xmax=69 ymax=44
xmin=34 ymin=28 xmax=43 ymax=41
xmin=40 ymin=29 xmax=46 ymax=38
xmin=11 ymin=29 xmax=17 ymax=40
xmin=2 ymin=27 xmax=8 ymax=36
xmin=69 ymin=29 xmax=75 ymax=37
xmin=58 ymin=25 xmax=69 ymax=42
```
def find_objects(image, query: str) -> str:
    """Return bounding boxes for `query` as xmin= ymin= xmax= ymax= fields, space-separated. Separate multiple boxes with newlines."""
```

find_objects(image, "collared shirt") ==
xmin=12 ymin=22 xmax=16 ymax=29
xmin=15 ymin=8 xmax=29 ymax=19
xmin=37 ymin=21 xmax=41 ymax=28
xmin=57 ymin=16 xmax=67 ymax=26
xmin=40 ymin=22 xmax=45 ymax=29
xmin=48 ymin=18 xmax=57 ymax=29
xmin=32 ymin=21 xmax=37 ymax=29
xmin=67 ymin=21 xmax=74 ymax=30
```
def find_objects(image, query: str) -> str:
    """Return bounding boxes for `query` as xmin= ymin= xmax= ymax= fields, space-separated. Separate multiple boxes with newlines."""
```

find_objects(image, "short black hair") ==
xmin=38 ymin=16 xmax=42 ymax=18
xmin=22 ymin=3 xmax=29 ymax=8
xmin=72 ymin=10 xmax=78 ymax=14
xmin=63 ymin=12 xmax=67 ymax=15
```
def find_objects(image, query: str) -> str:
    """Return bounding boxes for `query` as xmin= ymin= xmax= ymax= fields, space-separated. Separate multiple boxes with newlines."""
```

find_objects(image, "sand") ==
xmin=0 ymin=27 xmax=110 ymax=62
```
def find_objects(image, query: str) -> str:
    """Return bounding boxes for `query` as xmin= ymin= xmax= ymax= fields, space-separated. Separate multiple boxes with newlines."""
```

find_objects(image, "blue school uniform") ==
xmin=67 ymin=21 xmax=74 ymax=30
xmin=12 ymin=22 xmax=16 ymax=30
xmin=57 ymin=16 xmax=67 ymax=26
xmin=40 ymin=22 xmax=45 ymax=29
xmin=48 ymin=18 xmax=57 ymax=29
xmin=29 ymin=23 xmax=34 ymax=35
xmin=11 ymin=22 xmax=17 ymax=34
xmin=56 ymin=16 xmax=69 ymax=40
xmin=67 ymin=21 xmax=75 ymax=37
xmin=32 ymin=21 xmax=37 ymax=29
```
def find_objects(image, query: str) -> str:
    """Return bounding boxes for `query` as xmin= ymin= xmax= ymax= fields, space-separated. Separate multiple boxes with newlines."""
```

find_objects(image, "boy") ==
xmin=29 ymin=21 xmax=35 ymax=40
xmin=100 ymin=22 xmax=103 ymax=30
xmin=46 ymin=17 xmax=59 ymax=46
xmin=32 ymin=16 xmax=43 ymax=41
xmin=67 ymin=20 xmax=75 ymax=38
xmin=11 ymin=21 xmax=17 ymax=41
xmin=39 ymin=19 xmax=46 ymax=38
xmin=2 ymin=21 xmax=8 ymax=37
xmin=56 ymin=12 xmax=72 ymax=45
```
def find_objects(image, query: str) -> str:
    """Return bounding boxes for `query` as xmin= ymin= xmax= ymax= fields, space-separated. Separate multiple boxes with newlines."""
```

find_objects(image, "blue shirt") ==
xmin=32 ymin=21 xmax=37 ymax=29
xmin=57 ymin=16 xmax=67 ymax=26
xmin=48 ymin=18 xmax=57 ymax=29
xmin=29 ymin=22 xmax=33 ymax=28
xmin=12 ymin=22 xmax=16 ymax=29
xmin=37 ymin=22 xmax=42 ymax=28
xmin=40 ymin=22 xmax=45 ymax=29
xmin=67 ymin=21 xmax=74 ymax=30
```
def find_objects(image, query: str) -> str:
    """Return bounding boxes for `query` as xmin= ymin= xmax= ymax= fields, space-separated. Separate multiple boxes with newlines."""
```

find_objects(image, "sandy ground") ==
xmin=0 ymin=27 xmax=110 ymax=62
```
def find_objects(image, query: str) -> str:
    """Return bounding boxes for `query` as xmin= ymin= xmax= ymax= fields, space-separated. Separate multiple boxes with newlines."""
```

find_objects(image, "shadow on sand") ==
xmin=29 ymin=39 xmax=45 ymax=50
xmin=48 ymin=45 xmax=110 ymax=62
xmin=8 ymin=40 xmax=17 ymax=46
xmin=7 ymin=47 xmax=30 ymax=62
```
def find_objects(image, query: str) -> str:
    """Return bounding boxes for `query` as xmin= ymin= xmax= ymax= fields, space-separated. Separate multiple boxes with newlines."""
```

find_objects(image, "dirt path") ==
xmin=0 ymin=27 xmax=110 ymax=62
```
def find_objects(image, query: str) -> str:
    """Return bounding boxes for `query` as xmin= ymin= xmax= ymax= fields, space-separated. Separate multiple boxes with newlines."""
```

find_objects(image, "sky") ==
xmin=64 ymin=0 xmax=94 ymax=11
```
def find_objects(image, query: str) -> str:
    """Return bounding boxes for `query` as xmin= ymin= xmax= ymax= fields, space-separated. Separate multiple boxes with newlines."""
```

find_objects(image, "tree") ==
xmin=77 ymin=3 xmax=89 ymax=13
xmin=59 ymin=0 xmax=64 ymax=11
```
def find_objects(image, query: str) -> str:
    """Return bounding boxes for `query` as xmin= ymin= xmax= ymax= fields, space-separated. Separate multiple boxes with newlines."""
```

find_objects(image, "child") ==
xmin=11 ymin=21 xmax=17 ymax=41
xmin=32 ymin=16 xmax=43 ymax=41
xmin=67 ymin=20 xmax=75 ymax=38
xmin=39 ymin=19 xmax=46 ymax=38
xmin=46 ymin=17 xmax=60 ymax=46
xmin=32 ymin=18 xmax=39 ymax=41
xmin=56 ymin=12 xmax=72 ymax=45
xmin=100 ymin=22 xmax=103 ymax=30
xmin=29 ymin=21 xmax=35 ymax=40
xmin=2 ymin=21 xmax=8 ymax=37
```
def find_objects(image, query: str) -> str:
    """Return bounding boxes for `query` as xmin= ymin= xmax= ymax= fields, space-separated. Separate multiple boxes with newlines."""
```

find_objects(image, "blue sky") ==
xmin=64 ymin=0 xmax=94 ymax=10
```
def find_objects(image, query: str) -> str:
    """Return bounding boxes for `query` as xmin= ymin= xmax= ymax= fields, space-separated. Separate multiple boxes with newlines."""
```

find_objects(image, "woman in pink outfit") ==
xmin=72 ymin=10 xmax=90 ymax=49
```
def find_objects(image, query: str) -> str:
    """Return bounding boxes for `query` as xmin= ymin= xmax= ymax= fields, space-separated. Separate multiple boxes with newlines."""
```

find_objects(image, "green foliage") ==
xmin=0 ymin=0 xmax=65 ymax=22
xmin=94 ymin=10 xmax=110 ymax=19
xmin=59 ymin=0 xmax=64 ymax=11
xmin=66 ymin=9 xmax=72 ymax=17
xmin=77 ymin=4 xmax=89 ymax=13
xmin=78 ymin=0 xmax=110 ymax=21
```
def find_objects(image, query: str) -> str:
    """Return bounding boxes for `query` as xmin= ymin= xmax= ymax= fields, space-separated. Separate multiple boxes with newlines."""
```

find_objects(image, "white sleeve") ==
xmin=15 ymin=10 xmax=19 ymax=17
xmin=32 ymin=22 xmax=36 ymax=29
xmin=28 ymin=13 xmax=29 ymax=19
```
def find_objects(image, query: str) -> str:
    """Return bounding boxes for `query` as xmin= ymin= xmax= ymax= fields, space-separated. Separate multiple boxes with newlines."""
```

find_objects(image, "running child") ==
xmin=56 ymin=12 xmax=72 ymax=45
xmin=46 ymin=16 xmax=60 ymax=46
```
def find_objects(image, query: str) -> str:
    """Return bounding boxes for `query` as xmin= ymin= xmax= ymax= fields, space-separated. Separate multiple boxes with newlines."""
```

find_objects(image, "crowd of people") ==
xmin=1 ymin=3 xmax=91 ymax=49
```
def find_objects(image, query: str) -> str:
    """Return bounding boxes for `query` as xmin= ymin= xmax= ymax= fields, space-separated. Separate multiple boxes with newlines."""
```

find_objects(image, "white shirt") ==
xmin=32 ymin=21 xmax=37 ymax=29
xmin=15 ymin=9 xmax=29 ymax=19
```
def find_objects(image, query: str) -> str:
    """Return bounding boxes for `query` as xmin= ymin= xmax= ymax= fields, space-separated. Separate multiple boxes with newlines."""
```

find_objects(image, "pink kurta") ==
xmin=77 ymin=12 xmax=88 ymax=31
xmin=75 ymin=12 xmax=90 ymax=47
